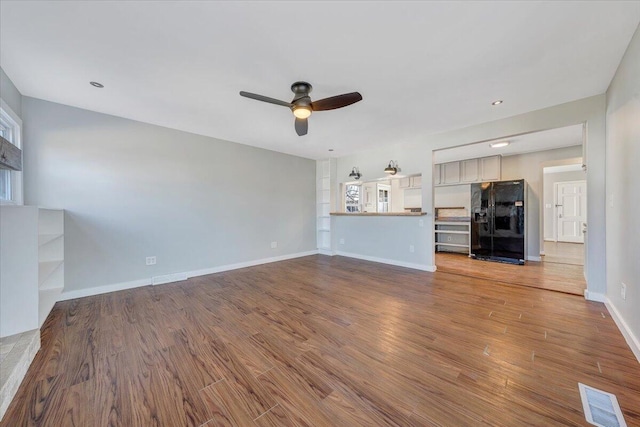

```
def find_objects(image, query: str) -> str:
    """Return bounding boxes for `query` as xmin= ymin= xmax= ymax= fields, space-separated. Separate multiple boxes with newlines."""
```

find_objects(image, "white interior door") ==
xmin=556 ymin=181 xmax=586 ymax=243
xmin=377 ymin=184 xmax=390 ymax=212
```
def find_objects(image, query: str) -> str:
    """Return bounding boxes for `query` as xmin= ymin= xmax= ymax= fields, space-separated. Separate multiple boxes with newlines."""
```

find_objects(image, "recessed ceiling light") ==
xmin=490 ymin=141 xmax=510 ymax=148
xmin=328 ymin=149 xmax=334 ymax=152
xmin=491 ymin=100 xmax=503 ymax=106
xmin=90 ymin=81 xmax=104 ymax=88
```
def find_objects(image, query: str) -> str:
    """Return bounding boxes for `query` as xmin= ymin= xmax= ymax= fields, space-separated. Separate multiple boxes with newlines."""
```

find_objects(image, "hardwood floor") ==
xmin=543 ymin=241 xmax=585 ymax=266
xmin=2 ymin=255 xmax=639 ymax=426
xmin=435 ymin=252 xmax=587 ymax=295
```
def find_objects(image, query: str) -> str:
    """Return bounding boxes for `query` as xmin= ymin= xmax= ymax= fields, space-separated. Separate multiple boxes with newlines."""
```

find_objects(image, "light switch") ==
xmin=545 ymin=204 xmax=552 ymax=209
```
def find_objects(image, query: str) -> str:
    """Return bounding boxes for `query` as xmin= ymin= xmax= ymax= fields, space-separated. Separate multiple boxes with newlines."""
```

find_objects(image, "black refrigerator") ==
xmin=470 ymin=179 xmax=526 ymax=265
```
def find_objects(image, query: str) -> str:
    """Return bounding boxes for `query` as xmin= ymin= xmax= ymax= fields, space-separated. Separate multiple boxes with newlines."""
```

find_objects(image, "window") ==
xmin=345 ymin=184 xmax=361 ymax=212
xmin=0 ymin=99 xmax=23 ymax=204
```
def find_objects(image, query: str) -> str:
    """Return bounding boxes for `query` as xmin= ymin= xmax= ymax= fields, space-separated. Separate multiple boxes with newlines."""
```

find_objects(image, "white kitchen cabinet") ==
xmin=434 ymin=155 xmax=501 ymax=186
xmin=480 ymin=155 xmax=501 ymax=181
xmin=399 ymin=175 xmax=421 ymax=188
xmin=362 ymin=182 xmax=376 ymax=212
xmin=442 ymin=162 xmax=461 ymax=184
xmin=460 ymin=159 xmax=479 ymax=182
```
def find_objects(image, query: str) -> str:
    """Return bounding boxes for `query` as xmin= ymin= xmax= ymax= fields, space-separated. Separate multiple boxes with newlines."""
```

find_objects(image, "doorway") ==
xmin=542 ymin=164 xmax=587 ymax=267
xmin=433 ymin=124 xmax=588 ymax=295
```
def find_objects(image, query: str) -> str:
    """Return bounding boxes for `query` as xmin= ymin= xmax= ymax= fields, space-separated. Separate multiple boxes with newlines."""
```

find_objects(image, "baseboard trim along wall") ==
xmin=335 ymin=250 xmax=436 ymax=272
xmin=58 ymin=250 xmax=319 ymax=301
xmin=527 ymin=255 xmax=542 ymax=262
xmin=584 ymin=290 xmax=606 ymax=303
xmin=605 ymin=298 xmax=640 ymax=363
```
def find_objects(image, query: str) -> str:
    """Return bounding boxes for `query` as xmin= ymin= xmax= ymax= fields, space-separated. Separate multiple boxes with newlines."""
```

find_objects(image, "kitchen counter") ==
xmin=330 ymin=212 xmax=427 ymax=216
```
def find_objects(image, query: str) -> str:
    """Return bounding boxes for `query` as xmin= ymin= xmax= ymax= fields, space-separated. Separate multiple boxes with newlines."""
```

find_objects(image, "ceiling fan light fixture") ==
xmin=292 ymin=106 xmax=312 ymax=119
xmin=384 ymin=160 xmax=399 ymax=175
xmin=490 ymin=141 xmax=510 ymax=148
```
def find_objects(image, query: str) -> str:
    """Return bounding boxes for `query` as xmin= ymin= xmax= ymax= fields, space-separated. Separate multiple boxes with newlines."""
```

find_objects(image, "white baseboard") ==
xmin=317 ymin=249 xmax=335 ymax=256
xmin=58 ymin=250 xmax=319 ymax=301
xmin=187 ymin=250 xmax=319 ymax=279
xmin=527 ymin=255 xmax=542 ymax=262
xmin=605 ymin=298 xmax=640 ymax=364
xmin=58 ymin=278 xmax=151 ymax=301
xmin=539 ymin=251 xmax=545 ymax=256
xmin=335 ymin=251 xmax=436 ymax=272
xmin=584 ymin=290 xmax=606 ymax=302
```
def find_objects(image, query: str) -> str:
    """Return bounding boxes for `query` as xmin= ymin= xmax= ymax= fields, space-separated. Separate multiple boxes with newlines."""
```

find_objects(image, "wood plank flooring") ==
xmin=435 ymin=252 xmax=587 ymax=295
xmin=543 ymin=241 xmax=585 ymax=266
xmin=2 ymin=255 xmax=639 ymax=426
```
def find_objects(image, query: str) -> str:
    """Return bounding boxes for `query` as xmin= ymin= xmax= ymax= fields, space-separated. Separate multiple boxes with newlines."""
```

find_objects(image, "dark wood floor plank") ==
xmin=3 ymin=255 xmax=639 ymax=426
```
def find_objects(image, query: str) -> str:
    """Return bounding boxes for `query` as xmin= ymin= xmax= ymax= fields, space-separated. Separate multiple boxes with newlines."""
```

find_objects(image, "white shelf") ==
xmin=435 ymin=242 xmax=469 ymax=248
xmin=38 ymin=287 xmax=64 ymax=326
xmin=435 ymin=221 xmax=470 ymax=254
xmin=38 ymin=260 xmax=63 ymax=288
xmin=38 ymin=233 xmax=63 ymax=246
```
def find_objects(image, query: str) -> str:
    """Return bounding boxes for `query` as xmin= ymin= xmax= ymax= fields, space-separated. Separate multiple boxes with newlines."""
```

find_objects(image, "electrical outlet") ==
xmin=339 ymin=238 xmax=345 ymax=245
xmin=409 ymin=245 xmax=415 ymax=253
xmin=418 ymin=219 xmax=424 ymax=227
xmin=621 ymin=282 xmax=626 ymax=300
xmin=271 ymin=241 xmax=277 ymax=249
xmin=146 ymin=256 xmax=156 ymax=266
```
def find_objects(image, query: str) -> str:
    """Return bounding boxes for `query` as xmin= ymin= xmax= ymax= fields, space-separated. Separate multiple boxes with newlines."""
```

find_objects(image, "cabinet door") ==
xmin=442 ymin=162 xmax=461 ymax=184
xmin=411 ymin=175 xmax=422 ymax=188
xmin=480 ymin=156 xmax=501 ymax=181
xmin=433 ymin=165 xmax=441 ymax=186
xmin=362 ymin=184 xmax=376 ymax=212
xmin=460 ymin=159 xmax=479 ymax=182
xmin=398 ymin=177 xmax=410 ymax=188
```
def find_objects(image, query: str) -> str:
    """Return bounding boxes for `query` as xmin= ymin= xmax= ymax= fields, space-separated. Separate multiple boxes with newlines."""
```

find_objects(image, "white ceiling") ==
xmin=434 ymin=124 xmax=583 ymax=163
xmin=1 ymin=2 xmax=639 ymax=160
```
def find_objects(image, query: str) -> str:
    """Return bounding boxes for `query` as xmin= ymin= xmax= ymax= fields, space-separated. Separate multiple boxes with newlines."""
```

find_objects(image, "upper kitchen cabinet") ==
xmin=434 ymin=155 xmax=501 ymax=186
xmin=398 ymin=175 xmax=422 ymax=188
xmin=460 ymin=159 xmax=480 ymax=182
xmin=479 ymin=155 xmax=501 ymax=181
xmin=442 ymin=162 xmax=461 ymax=185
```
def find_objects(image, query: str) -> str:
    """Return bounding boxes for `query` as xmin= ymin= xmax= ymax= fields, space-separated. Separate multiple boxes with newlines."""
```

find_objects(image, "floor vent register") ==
xmin=579 ymin=383 xmax=627 ymax=427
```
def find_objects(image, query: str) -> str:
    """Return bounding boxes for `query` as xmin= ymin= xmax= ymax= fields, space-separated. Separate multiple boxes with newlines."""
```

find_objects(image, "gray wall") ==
xmin=0 ymin=67 xmax=22 ymax=118
xmin=543 ymin=169 xmax=586 ymax=241
xmin=22 ymin=97 xmax=316 ymax=294
xmin=606 ymin=23 xmax=640 ymax=355
xmin=502 ymin=146 xmax=583 ymax=259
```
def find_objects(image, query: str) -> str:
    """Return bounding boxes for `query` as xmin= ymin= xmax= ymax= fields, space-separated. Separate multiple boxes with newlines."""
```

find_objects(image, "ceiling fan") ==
xmin=239 ymin=82 xmax=362 ymax=136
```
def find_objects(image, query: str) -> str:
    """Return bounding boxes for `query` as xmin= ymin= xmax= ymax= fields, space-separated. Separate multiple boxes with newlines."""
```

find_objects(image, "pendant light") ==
xmin=349 ymin=167 xmax=362 ymax=180
xmin=384 ymin=160 xmax=399 ymax=175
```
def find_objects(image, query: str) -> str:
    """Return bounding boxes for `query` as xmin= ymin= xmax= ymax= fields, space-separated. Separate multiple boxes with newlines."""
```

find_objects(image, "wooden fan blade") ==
xmin=311 ymin=92 xmax=362 ymax=111
xmin=295 ymin=118 xmax=308 ymax=136
xmin=239 ymin=91 xmax=292 ymax=107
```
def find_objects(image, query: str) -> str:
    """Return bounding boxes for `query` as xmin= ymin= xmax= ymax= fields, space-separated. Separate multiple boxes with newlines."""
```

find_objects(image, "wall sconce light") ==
xmin=348 ymin=167 xmax=362 ymax=180
xmin=384 ymin=160 xmax=399 ymax=175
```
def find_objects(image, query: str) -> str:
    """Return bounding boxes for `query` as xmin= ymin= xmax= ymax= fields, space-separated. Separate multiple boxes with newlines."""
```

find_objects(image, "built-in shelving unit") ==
xmin=38 ymin=209 xmax=64 ymax=325
xmin=435 ymin=221 xmax=471 ymax=254
xmin=316 ymin=159 xmax=335 ymax=254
